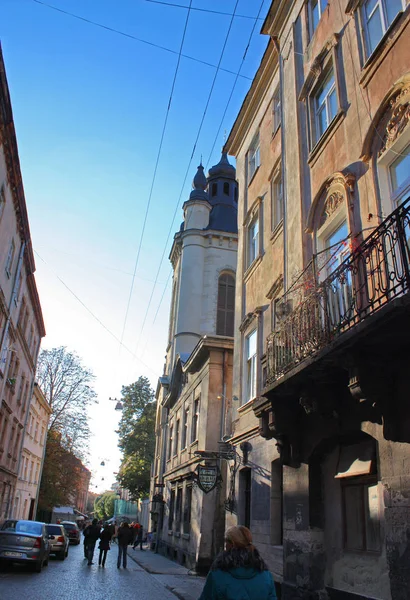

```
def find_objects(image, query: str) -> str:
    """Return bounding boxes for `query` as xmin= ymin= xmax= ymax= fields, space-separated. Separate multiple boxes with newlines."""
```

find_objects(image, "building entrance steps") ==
xmin=127 ymin=546 xmax=206 ymax=600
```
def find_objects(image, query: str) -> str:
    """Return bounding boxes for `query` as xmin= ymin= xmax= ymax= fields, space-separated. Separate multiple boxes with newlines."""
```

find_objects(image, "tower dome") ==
xmin=208 ymin=151 xmax=236 ymax=180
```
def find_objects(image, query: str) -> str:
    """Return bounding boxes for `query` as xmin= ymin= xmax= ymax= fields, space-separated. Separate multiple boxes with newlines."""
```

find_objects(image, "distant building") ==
xmin=225 ymin=1 xmax=410 ymax=599
xmin=14 ymin=383 xmax=51 ymax=519
xmin=0 ymin=46 xmax=46 ymax=520
xmin=151 ymin=155 xmax=238 ymax=571
xmin=73 ymin=460 xmax=91 ymax=515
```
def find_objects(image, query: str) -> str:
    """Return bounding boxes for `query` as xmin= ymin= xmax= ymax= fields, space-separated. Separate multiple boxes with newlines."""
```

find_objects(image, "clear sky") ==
xmin=1 ymin=0 xmax=270 ymax=494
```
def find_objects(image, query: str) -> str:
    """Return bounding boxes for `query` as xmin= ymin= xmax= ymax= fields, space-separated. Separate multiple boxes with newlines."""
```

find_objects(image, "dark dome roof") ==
xmin=208 ymin=152 xmax=236 ymax=180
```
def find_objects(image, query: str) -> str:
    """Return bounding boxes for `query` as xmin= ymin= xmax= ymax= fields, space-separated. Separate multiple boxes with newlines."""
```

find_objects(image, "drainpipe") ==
xmin=220 ymin=350 xmax=228 ymax=441
xmin=272 ymin=36 xmax=288 ymax=292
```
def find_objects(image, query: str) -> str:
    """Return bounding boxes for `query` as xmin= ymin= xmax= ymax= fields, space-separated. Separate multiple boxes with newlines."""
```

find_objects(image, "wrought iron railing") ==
xmin=266 ymin=197 xmax=410 ymax=385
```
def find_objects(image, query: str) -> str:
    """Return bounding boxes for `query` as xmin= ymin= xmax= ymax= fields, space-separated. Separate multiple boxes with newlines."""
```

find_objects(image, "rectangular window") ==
xmin=273 ymin=87 xmax=281 ymax=133
xmin=245 ymin=329 xmax=257 ymax=403
xmin=191 ymin=397 xmax=200 ymax=443
xmin=271 ymin=171 xmax=283 ymax=230
xmin=362 ymin=0 xmax=404 ymax=57
xmin=174 ymin=419 xmax=180 ymax=456
xmin=342 ymin=478 xmax=381 ymax=552
xmin=389 ymin=143 xmax=410 ymax=197
xmin=34 ymin=462 xmax=40 ymax=484
xmin=183 ymin=486 xmax=192 ymax=534
xmin=5 ymin=239 xmax=15 ymax=279
xmin=168 ymin=425 xmax=173 ymax=461
xmin=168 ymin=489 xmax=175 ymax=530
xmin=248 ymin=133 xmax=260 ymax=181
xmin=181 ymin=407 xmax=189 ymax=450
xmin=248 ymin=215 xmax=259 ymax=267
xmin=176 ymin=487 xmax=183 ymax=530
xmin=309 ymin=0 xmax=328 ymax=35
xmin=315 ymin=68 xmax=337 ymax=140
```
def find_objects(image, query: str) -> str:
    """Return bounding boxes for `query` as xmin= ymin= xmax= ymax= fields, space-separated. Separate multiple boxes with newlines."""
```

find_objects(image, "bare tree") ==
xmin=37 ymin=346 xmax=97 ymax=459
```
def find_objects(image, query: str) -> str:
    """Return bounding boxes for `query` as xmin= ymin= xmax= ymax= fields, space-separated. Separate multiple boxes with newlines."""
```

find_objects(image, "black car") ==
xmin=60 ymin=521 xmax=81 ymax=545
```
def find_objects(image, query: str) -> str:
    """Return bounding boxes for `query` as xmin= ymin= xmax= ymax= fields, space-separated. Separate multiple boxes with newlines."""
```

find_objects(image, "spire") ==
xmin=189 ymin=163 xmax=208 ymax=201
xmin=208 ymin=151 xmax=236 ymax=179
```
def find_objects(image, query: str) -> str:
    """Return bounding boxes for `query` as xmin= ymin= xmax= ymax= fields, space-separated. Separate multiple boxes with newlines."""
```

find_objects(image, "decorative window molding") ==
xmin=266 ymin=275 xmax=284 ymax=301
xmin=247 ymin=132 xmax=261 ymax=183
xmin=306 ymin=171 xmax=356 ymax=234
xmin=378 ymin=87 xmax=410 ymax=157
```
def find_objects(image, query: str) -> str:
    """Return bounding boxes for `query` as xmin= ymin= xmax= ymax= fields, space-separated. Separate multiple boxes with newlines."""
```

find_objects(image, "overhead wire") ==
xmin=34 ymin=250 xmax=158 ymax=375
xmin=136 ymin=1 xmax=264 ymax=361
xmin=143 ymin=0 xmax=265 ymax=21
xmin=119 ymin=0 xmax=193 ymax=347
xmin=31 ymin=0 xmax=252 ymax=80
xmin=133 ymin=0 xmax=242 ymax=357
xmin=205 ymin=0 xmax=266 ymax=168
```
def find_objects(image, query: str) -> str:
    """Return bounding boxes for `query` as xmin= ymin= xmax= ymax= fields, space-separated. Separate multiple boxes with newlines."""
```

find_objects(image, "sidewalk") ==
xmin=127 ymin=545 xmax=206 ymax=600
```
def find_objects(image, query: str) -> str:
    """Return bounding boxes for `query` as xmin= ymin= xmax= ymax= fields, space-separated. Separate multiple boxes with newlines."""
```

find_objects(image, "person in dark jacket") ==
xmin=98 ymin=523 xmax=112 ymax=567
xmin=117 ymin=521 xmax=133 ymax=568
xmin=199 ymin=526 xmax=277 ymax=600
xmin=83 ymin=519 xmax=101 ymax=566
xmin=133 ymin=522 xmax=144 ymax=550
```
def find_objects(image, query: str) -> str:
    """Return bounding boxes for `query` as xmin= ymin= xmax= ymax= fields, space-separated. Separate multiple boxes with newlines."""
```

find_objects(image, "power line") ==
xmin=31 ymin=0 xmax=252 ymax=80
xmin=133 ymin=0 xmax=241 ymax=356
xmin=143 ymin=0 xmax=265 ymax=21
xmin=34 ymin=250 xmax=158 ymax=375
xmin=205 ymin=0 xmax=265 ymax=168
xmin=119 ymin=0 xmax=193 ymax=347
xmin=143 ymin=2 xmax=264 ymax=341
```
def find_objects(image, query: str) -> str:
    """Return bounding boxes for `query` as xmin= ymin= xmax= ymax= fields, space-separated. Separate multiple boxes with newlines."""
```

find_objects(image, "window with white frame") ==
xmin=174 ymin=419 xmax=180 ymax=456
xmin=5 ymin=239 xmax=15 ymax=279
xmin=389 ymin=143 xmax=410 ymax=202
xmin=248 ymin=214 xmax=259 ymax=267
xmin=191 ymin=396 xmax=200 ymax=443
xmin=361 ymin=0 xmax=406 ymax=58
xmin=314 ymin=68 xmax=337 ymax=141
xmin=273 ymin=87 xmax=281 ymax=133
xmin=309 ymin=0 xmax=328 ymax=36
xmin=271 ymin=169 xmax=283 ymax=230
xmin=168 ymin=425 xmax=173 ymax=461
xmin=245 ymin=329 xmax=257 ymax=403
xmin=181 ymin=407 xmax=189 ymax=450
xmin=248 ymin=133 xmax=260 ymax=181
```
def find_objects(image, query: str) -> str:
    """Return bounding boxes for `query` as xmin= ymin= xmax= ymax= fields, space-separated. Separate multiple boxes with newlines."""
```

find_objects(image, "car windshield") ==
xmin=1 ymin=520 xmax=43 ymax=535
xmin=47 ymin=525 xmax=63 ymax=535
xmin=63 ymin=524 xmax=77 ymax=531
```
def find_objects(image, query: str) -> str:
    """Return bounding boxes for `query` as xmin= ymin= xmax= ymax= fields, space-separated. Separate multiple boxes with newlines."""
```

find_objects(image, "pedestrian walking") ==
xmin=199 ymin=526 xmax=277 ymax=600
xmin=117 ymin=521 xmax=133 ymax=568
xmin=132 ymin=521 xmax=144 ymax=550
xmin=98 ymin=523 xmax=112 ymax=567
xmin=83 ymin=518 xmax=101 ymax=566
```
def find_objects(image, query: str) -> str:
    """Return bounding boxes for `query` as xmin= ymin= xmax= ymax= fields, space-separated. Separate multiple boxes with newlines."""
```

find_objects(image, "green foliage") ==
xmin=117 ymin=377 xmax=155 ymax=500
xmin=94 ymin=492 xmax=117 ymax=521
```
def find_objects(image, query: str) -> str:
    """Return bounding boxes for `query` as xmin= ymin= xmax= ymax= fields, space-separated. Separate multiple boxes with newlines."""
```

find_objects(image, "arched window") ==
xmin=212 ymin=183 xmax=218 ymax=197
xmin=216 ymin=273 xmax=235 ymax=336
xmin=223 ymin=182 xmax=230 ymax=195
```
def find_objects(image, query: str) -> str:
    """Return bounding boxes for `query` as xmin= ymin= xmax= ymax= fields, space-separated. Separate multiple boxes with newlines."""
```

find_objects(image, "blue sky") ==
xmin=1 ymin=0 xmax=270 ymax=492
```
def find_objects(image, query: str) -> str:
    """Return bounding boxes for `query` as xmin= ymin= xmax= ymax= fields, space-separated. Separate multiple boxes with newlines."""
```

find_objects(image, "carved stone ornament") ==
xmin=319 ymin=192 xmax=344 ymax=227
xmin=378 ymin=88 xmax=410 ymax=157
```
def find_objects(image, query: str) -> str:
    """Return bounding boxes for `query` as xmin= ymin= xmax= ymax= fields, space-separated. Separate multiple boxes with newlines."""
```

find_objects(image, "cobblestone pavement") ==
xmin=0 ymin=541 xmax=178 ymax=600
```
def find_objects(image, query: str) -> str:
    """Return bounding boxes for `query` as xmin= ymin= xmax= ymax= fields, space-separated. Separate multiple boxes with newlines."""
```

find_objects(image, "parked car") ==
xmin=0 ymin=519 xmax=50 ymax=572
xmin=60 ymin=521 xmax=80 ymax=544
xmin=46 ymin=524 xmax=69 ymax=560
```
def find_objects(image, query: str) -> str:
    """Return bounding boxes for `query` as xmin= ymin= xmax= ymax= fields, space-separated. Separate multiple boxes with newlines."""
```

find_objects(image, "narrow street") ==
xmin=0 ymin=543 xmax=186 ymax=600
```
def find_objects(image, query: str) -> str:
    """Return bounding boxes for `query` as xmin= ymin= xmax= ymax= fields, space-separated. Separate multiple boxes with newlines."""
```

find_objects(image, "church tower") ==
xmin=165 ymin=154 xmax=238 ymax=375
xmin=151 ymin=153 xmax=238 ymax=570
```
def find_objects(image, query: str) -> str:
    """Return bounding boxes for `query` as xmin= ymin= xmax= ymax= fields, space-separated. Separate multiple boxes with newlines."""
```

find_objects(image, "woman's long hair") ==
xmin=211 ymin=526 xmax=268 ymax=572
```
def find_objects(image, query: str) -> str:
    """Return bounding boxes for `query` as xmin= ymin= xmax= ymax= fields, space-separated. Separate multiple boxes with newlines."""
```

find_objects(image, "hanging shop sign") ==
xmin=196 ymin=464 xmax=221 ymax=493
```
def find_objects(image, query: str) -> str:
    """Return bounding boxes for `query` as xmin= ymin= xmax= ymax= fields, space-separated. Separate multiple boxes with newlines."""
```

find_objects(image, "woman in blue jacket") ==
xmin=199 ymin=525 xmax=277 ymax=600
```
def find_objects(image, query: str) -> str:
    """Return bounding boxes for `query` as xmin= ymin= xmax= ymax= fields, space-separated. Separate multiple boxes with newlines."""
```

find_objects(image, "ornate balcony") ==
xmin=265 ymin=197 xmax=410 ymax=386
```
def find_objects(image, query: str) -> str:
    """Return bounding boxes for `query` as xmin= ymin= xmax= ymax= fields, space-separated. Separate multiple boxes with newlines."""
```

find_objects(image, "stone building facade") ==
xmin=225 ymin=1 xmax=410 ymax=599
xmin=14 ymin=382 xmax=51 ymax=520
xmin=151 ymin=155 xmax=238 ymax=571
xmin=0 ymin=47 xmax=46 ymax=520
